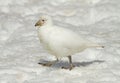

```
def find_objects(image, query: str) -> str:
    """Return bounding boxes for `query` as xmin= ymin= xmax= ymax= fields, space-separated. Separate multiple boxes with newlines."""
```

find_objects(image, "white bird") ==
xmin=35 ymin=15 xmax=104 ymax=70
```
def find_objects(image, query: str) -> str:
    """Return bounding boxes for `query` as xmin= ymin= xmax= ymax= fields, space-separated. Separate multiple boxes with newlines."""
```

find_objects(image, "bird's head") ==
xmin=35 ymin=15 xmax=52 ymax=27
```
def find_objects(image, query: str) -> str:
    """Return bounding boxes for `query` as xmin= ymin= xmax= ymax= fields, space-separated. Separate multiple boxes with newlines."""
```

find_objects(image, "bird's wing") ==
xmin=49 ymin=26 xmax=88 ymax=49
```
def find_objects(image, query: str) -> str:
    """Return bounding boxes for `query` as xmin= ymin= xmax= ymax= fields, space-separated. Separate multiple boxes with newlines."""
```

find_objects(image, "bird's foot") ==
xmin=101 ymin=46 xmax=105 ymax=48
xmin=38 ymin=60 xmax=58 ymax=67
xmin=61 ymin=64 xmax=75 ymax=70
xmin=38 ymin=62 xmax=53 ymax=67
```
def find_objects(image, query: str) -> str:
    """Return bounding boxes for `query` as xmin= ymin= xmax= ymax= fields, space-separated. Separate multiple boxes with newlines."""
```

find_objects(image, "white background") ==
xmin=0 ymin=0 xmax=120 ymax=83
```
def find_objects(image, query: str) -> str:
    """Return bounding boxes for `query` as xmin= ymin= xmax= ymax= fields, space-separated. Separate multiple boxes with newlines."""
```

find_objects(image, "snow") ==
xmin=0 ymin=0 xmax=120 ymax=83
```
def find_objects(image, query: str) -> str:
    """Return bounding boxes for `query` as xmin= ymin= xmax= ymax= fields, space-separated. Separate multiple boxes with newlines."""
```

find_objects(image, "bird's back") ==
xmin=38 ymin=25 xmax=95 ymax=57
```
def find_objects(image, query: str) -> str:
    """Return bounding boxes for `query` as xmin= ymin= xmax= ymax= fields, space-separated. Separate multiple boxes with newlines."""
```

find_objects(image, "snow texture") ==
xmin=0 ymin=0 xmax=120 ymax=83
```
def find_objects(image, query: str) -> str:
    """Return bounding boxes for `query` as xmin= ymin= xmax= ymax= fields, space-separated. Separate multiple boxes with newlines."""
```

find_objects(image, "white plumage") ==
xmin=35 ymin=15 xmax=104 ymax=70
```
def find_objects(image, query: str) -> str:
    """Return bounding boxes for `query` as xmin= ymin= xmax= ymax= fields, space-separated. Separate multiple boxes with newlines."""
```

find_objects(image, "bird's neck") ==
xmin=38 ymin=24 xmax=52 ymax=31
xmin=42 ymin=22 xmax=53 ymax=28
xmin=38 ymin=21 xmax=53 ymax=30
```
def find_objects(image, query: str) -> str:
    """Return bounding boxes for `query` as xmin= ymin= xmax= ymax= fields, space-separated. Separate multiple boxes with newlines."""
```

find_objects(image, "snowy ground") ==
xmin=0 ymin=0 xmax=120 ymax=83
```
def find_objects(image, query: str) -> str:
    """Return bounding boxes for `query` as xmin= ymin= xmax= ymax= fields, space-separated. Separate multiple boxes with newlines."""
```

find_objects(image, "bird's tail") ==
xmin=86 ymin=42 xmax=105 ymax=48
xmin=93 ymin=45 xmax=105 ymax=48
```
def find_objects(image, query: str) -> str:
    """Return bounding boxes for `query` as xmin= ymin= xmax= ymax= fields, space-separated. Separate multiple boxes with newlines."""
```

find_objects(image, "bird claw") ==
xmin=101 ymin=46 xmax=105 ymax=48
xmin=61 ymin=64 xmax=75 ymax=70
xmin=38 ymin=62 xmax=52 ymax=67
xmin=38 ymin=60 xmax=58 ymax=67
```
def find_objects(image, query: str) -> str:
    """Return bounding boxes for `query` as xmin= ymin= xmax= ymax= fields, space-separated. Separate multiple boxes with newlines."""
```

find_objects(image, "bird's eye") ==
xmin=42 ymin=20 xmax=45 ymax=22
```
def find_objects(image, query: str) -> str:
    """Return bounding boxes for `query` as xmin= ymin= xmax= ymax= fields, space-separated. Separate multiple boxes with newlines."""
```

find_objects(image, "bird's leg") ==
xmin=62 ymin=56 xmax=75 ymax=70
xmin=38 ymin=58 xmax=59 ymax=67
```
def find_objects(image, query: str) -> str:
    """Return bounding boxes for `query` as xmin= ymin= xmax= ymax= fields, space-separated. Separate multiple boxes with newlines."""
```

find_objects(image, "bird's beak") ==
xmin=35 ymin=20 xmax=43 ymax=27
xmin=35 ymin=23 xmax=38 ymax=27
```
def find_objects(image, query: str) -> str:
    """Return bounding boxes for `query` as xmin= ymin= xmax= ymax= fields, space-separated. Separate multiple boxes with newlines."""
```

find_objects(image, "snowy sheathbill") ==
xmin=35 ymin=15 xmax=104 ymax=70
